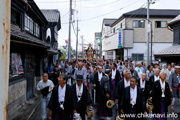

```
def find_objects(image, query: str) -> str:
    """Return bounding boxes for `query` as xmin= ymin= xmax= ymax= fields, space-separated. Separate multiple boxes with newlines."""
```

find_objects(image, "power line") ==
xmin=80 ymin=8 xmax=123 ymax=22
xmin=75 ymin=0 xmax=121 ymax=8
xmin=102 ymin=2 xmax=147 ymax=36
xmin=62 ymin=0 xmax=145 ymax=25
xmin=61 ymin=11 xmax=69 ymax=18
xmin=35 ymin=0 xmax=91 ymax=3
xmin=79 ymin=0 xmax=143 ymax=22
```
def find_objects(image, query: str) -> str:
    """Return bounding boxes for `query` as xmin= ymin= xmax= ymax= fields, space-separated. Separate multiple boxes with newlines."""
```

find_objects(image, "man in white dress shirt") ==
xmin=48 ymin=74 xmax=72 ymax=120
xmin=37 ymin=73 xmax=54 ymax=120
xmin=121 ymin=76 xmax=146 ymax=120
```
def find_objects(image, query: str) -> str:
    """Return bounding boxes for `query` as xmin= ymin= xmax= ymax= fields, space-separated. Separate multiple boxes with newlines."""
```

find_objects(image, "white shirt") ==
xmin=168 ymin=70 xmax=171 ymax=75
xmin=111 ymin=69 xmax=116 ymax=79
xmin=154 ymin=75 xmax=160 ymax=82
xmin=160 ymin=79 xmax=165 ymax=97
xmin=130 ymin=85 xmax=137 ymax=105
xmin=76 ymin=83 xmax=83 ymax=102
xmin=98 ymin=72 xmax=103 ymax=81
xmin=58 ymin=84 xmax=66 ymax=102
xmin=37 ymin=79 xmax=54 ymax=98
xmin=124 ymin=79 xmax=130 ymax=88
xmin=140 ymin=79 xmax=146 ymax=89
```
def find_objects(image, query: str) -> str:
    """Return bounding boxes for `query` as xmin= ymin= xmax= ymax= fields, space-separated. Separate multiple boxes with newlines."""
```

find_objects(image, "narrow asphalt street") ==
xmin=29 ymin=103 xmax=99 ymax=120
xmin=29 ymin=98 xmax=180 ymax=120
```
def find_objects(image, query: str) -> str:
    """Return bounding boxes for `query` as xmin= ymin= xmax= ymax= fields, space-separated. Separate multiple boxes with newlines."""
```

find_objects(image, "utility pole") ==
xmin=81 ymin=35 xmax=84 ymax=58
xmin=147 ymin=0 xmax=150 ymax=66
xmin=68 ymin=0 xmax=72 ymax=62
xmin=0 ymin=0 xmax=11 ymax=120
xmin=76 ymin=19 xmax=79 ymax=60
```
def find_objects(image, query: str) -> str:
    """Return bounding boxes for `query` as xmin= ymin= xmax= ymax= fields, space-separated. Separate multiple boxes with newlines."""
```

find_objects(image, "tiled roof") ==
xmin=124 ymin=8 xmax=180 ymax=17
xmin=168 ymin=14 xmax=180 ymax=25
xmin=156 ymin=45 xmax=180 ymax=55
xmin=11 ymin=24 xmax=50 ymax=48
xmin=41 ymin=9 xmax=60 ymax=22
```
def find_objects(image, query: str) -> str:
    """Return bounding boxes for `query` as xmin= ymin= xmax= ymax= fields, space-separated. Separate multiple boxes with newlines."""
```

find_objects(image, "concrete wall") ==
xmin=8 ymin=79 xmax=27 ymax=117
xmin=125 ymin=18 xmax=173 ymax=43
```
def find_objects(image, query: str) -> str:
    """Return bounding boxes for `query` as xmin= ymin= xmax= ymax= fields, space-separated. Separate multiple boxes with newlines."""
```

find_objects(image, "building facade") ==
xmin=155 ymin=14 xmax=180 ymax=64
xmin=101 ymin=19 xmax=117 ymax=59
xmin=9 ymin=0 xmax=61 ymax=118
xmin=101 ymin=8 xmax=180 ymax=63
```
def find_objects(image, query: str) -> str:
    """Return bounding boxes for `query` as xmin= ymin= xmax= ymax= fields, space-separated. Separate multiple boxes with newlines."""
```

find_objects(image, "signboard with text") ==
xmin=118 ymin=28 xmax=122 ymax=48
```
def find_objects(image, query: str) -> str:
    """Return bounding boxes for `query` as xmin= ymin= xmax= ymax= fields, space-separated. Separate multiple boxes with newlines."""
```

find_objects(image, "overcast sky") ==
xmin=34 ymin=0 xmax=180 ymax=50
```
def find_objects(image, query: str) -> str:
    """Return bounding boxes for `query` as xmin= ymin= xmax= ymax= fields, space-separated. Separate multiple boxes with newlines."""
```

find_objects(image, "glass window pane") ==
xmin=138 ymin=54 xmax=144 ymax=61
xmin=133 ymin=21 xmax=144 ymax=28
xmin=161 ymin=21 xmax=167 ymax=28
xmin=132 ymin=54 xmax=137 ymax=61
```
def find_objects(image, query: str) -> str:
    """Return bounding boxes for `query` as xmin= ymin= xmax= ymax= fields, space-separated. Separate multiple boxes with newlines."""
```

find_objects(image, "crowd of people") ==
xmin=37 ymin=59 xmax=180 ymax=120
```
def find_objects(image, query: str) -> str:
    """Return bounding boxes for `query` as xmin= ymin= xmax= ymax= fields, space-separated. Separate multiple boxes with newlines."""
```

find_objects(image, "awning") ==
xmin=47 ymin=48 xmax=59 ymax=55
xmin=155 ymin=45 xmax=180 ymax=57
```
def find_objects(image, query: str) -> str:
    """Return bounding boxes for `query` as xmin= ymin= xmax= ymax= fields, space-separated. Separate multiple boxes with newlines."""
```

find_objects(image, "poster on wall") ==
xmin=10 ymin=53 xmax=24 ymax=77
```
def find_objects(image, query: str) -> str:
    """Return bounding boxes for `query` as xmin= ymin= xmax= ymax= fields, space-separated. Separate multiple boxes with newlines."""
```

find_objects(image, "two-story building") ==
xmin=155 ymin=14 xmax=180 ymax=64
xmin=101 ymin=8 xmax=180 ymax=63
xmin=101 ymin=18 xmax=117 ymax=59
xmin=9 ymin=0 xmax=61 ymax=118
xmin=41 ymin=9 xmax=61 ymax=65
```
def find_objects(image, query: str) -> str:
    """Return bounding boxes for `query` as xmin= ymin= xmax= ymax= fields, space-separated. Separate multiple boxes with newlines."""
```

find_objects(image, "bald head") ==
xmin=78 ymin=62 xmax=83 ymax=69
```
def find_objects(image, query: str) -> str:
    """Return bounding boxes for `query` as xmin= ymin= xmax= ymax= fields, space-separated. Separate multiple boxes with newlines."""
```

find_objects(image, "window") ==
xmin=34 ymin=23 xmax=40 ymax=37
xmin=155 ymin=21 xmax=167 ymax=28
xmin=132 ymin=54 xmax=144 ymax=61
xmin=133 ymin=20 xmax=145 ymax=28
xmin=113 ymin=27 xmax=116 ymax=33
xmin=120 ymin=23 xmax=123 ymax=28
xmin=25 ymin=14 xmax=29 ymax=31
xmin=107 ymin=51 xmax=113 ymax=55
xmin=25 ymin=14 xmax=40 ymax=37
xmin=29 ymin=18 xmax=33 ymax=34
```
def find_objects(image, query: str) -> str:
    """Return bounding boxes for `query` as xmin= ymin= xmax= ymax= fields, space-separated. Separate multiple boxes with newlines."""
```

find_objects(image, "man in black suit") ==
xmin=48 ymin=74 xmax=72 ymax=120
xmin=115 ymin=70 xmax=131 ymax=114
xmin=152 ymin=71 xmax=172 ymax=120
xmin=137 ymin=73 xmax=150 ymax=102
xmin=121 ymin=76 xmax=146 ymax=120
xmin=93 ymin=66 xmax=105 ymax=103
xmin=110 ymin=63 xmax=120 ymax=100
xmin=149 ymin=68 xmax=160 ymax=94
xmin=72 ymin=75 xmax=92 ymax=120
